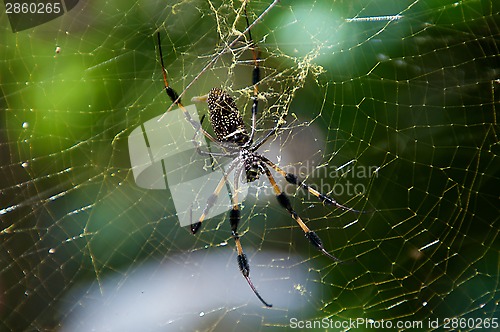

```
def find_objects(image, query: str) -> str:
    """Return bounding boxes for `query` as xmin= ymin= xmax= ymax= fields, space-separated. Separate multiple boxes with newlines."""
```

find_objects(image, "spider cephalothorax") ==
xmin=241 ymin=149 xmax=263 ymax=182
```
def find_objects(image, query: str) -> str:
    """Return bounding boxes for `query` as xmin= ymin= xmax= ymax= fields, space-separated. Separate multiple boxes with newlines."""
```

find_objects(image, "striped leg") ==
xmin=259 ymin=155 xmax=365 ymax=213
xmin=262 ymin=162 xmax=343 ymax=262
xmin=243 ymin=4 xmax=260 ymax=145
xmin=190 ymin=158 xmax=240 ymax=234
xmin=156 ymin=32 xmax=218 ymax=144
xmin=230 ymin=167 xmax=272 ymax=307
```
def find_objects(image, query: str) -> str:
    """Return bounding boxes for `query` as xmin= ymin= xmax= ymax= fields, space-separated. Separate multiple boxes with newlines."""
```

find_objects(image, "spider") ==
xmin=156 ymin=6 xmax=363 ymax=307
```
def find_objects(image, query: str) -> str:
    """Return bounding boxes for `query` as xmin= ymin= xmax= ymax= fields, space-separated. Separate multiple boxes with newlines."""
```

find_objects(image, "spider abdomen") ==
xmin=207 ymin=88 xmax=250 ymax=145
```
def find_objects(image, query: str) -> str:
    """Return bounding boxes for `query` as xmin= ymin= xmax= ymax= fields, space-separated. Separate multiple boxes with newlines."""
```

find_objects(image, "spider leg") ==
xmin=243 ymin=4 xmax=260 ymax=146
xmin=156 ymin=32 xmax=218 ymax=144
xmin=230 ymin=167 xmax=272 ymax=307
xmin=261 ymin=162 xmax=343 ymax=263
xmin=190 ymin=157 xmax=240 ymax=234
xmin=244 ymin=2 xmax=288 ymax=152
xmin=192 ymin=115 xmax=219 ymax=157
xmin=259 ymin=156 xmax=366 ymax=214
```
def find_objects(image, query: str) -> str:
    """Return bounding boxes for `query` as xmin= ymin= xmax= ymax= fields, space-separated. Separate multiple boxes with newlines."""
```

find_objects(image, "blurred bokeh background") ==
xmin=1 ymin=0 xmax=498 ymax=331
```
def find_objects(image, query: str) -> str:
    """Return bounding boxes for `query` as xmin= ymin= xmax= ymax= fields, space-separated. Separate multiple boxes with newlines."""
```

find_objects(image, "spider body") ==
xmin=155 ymin=5 xmax=364 ymax=307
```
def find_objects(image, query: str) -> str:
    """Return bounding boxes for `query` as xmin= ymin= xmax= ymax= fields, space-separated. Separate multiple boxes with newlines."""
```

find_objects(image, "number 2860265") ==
xmin=5 ymin=2 xmax=62 ymax=14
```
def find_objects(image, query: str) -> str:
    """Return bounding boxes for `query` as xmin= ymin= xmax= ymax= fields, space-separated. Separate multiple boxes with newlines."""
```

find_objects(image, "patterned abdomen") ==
xmin=207 ymin=88 xmax=250 ymax=145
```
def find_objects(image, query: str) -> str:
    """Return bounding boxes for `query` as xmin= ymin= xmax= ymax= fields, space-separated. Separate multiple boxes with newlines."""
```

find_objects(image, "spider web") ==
xmin=1 ymin=0 xmax=499 ymax=331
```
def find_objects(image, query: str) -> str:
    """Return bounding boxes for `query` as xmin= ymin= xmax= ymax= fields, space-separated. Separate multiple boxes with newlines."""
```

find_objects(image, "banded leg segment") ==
xmin=260 ymin=156 xmax=365 ymax=213
xmin=190 ymin=158 xmax=240 ymax=234
xmin=156 ymin=32 xmax=218 ymax=144
xmin=243 ymin=5 xmax=289 ymax=151
xmin=157 ymin=32 xmax=181 ymax=105
xmin=230 ymin=170 xmax=272 ymax=307
xmin=262 ymin=163 xmax=343 ymax=263
xmin=243 ymin=4 xmax=261 ymax=146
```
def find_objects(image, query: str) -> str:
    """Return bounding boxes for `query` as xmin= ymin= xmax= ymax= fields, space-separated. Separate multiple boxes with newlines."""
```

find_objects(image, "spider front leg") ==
xmin=243 ymin=4 xmax=260 ymax=146
xmin=261 ymin=163 xmax=343 ymax=263
xmin=230 ymin=167 xmax=272 ymax=307
xmin=156 ymin=32 xmax=218 ymax=144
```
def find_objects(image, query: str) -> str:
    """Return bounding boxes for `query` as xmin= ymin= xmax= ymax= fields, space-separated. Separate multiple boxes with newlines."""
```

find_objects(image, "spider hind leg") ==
xmin=264 ymin=164 xmax=343 ymax=263
xmin=261 ymin=156 xmax=366 ymax=214
xmin=230 ymin=190 xmax=272 ymax=307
